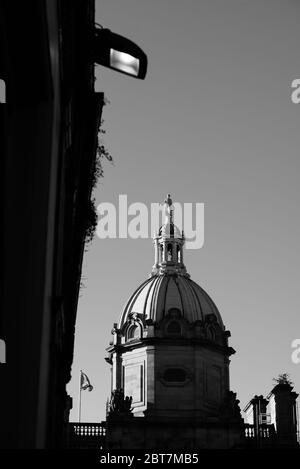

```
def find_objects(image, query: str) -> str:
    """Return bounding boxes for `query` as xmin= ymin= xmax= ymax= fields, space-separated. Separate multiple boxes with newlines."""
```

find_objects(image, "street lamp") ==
xmin=94 ymin=28 xmax=148 ymax=79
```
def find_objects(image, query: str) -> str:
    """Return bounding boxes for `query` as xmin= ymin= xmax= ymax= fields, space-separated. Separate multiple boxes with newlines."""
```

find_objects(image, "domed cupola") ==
xmin=152 ymin=194 xmax=187 ymax=277
xmin=119 ymin=275 xmax=224 ymax=329
xmin=105 ymin=195 xmax=243 ymax=449
xmin=119 ymin=194 xmax=224 ymax=329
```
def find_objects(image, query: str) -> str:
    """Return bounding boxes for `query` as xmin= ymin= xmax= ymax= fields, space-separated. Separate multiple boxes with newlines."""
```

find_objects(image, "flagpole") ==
xmin=79 ymin=370 xmax=82 ymax=423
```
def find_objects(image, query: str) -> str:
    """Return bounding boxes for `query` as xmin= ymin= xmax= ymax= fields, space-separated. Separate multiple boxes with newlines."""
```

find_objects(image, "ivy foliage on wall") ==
xmin=85 ymin=114 xmax=113 ymax=244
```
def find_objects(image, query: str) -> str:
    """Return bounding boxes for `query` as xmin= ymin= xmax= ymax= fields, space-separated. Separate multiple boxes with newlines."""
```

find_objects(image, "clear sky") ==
xmin=68 ymin=0 xmax=300 ymax=422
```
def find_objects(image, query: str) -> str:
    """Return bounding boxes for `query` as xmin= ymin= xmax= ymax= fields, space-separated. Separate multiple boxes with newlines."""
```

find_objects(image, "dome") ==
xmin=158 ymin=222 xmax=181 ymax=238
xmin=119 ymin=274 xmax=224 ymax=329
xmin=118 ymin=195 xmax=224 ymax=331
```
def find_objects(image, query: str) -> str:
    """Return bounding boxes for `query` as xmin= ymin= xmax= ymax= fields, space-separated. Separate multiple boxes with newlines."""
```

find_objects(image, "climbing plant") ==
xmin=85 ymin=111 xmax=113 ymax=244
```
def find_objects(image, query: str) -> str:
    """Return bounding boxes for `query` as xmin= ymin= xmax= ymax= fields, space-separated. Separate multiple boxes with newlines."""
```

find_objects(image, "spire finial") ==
xmin=151 ymin=195 xmax=188 ymax=277
xmin=164 ymin=194 xmax=173 ymax=206
xmin=163 ymin=194 xmax=174 ymax=225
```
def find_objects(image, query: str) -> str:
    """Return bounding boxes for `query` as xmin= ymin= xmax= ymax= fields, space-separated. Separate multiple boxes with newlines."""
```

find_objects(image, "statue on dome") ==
xmin=163 ymin=194 xmax=174 ymax=225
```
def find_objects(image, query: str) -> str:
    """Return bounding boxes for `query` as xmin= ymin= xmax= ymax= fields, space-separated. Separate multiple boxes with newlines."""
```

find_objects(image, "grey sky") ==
xmin=68 ymin=0 xmax=300 ymax=422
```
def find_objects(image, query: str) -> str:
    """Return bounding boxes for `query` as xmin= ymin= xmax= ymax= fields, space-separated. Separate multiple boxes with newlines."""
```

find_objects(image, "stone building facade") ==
xmin=67 ymin=196 xmax=299 ymax=450
xmin=105 ymin=195 xmax=244 ymax=449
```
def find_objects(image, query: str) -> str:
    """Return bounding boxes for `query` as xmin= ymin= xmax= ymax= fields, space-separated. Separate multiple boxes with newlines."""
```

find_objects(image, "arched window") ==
xmin=167 ymin=243 xmax=172 ymax=261
xmin=177 ymin=245 xmax=180 ymax=263
xmin=127 ymin=325 xmax=140 ymax=340
xmin=166 ymin=321 xmax=181 ymax=336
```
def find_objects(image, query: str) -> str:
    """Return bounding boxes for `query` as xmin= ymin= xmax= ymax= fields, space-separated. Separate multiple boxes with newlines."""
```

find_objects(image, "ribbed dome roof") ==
xmin=119 ymin=274 xmax=224 ymax=328
xmin=158 ymin=222 xmax=181 ymax=238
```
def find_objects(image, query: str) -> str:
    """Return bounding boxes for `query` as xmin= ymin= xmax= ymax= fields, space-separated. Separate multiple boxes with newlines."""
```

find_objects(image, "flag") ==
xmin=80 ymin=371 xmax=94 ymax=392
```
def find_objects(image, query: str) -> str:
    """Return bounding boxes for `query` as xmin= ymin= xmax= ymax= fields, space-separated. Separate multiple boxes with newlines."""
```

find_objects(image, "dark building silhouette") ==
xmin=68 ymin=198 xmax=299 ymax=450
xmin=269 ymin=382 xmax=299 ymax=447
xmin=244 ymin=380 xmax=299 ymax=448
xmin=0 ymin=0 xmax=104 ymax=448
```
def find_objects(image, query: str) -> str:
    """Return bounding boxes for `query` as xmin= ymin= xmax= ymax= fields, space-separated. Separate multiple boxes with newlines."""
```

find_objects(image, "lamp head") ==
xmin=94 ymin=28 xmax=148 ymax=79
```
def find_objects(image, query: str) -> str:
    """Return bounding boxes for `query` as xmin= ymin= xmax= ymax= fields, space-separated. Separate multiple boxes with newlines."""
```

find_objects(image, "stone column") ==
xmin=172 ymin=242 xmax=177 ymax=262
xmin=154 ymin=238 xmax=159 ymax=266
xmin=180 ymin=245 xmax=184 ymax=264
xmin=112 ymin=352 xmax=122 ymax=390
xmin=162 ymin=242 xmax=167 ymax=262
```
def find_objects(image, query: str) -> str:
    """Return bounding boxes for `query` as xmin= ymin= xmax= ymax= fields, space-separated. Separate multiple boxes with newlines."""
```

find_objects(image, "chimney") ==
xmin=269 ymin=382 xmax=299 ymax=447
